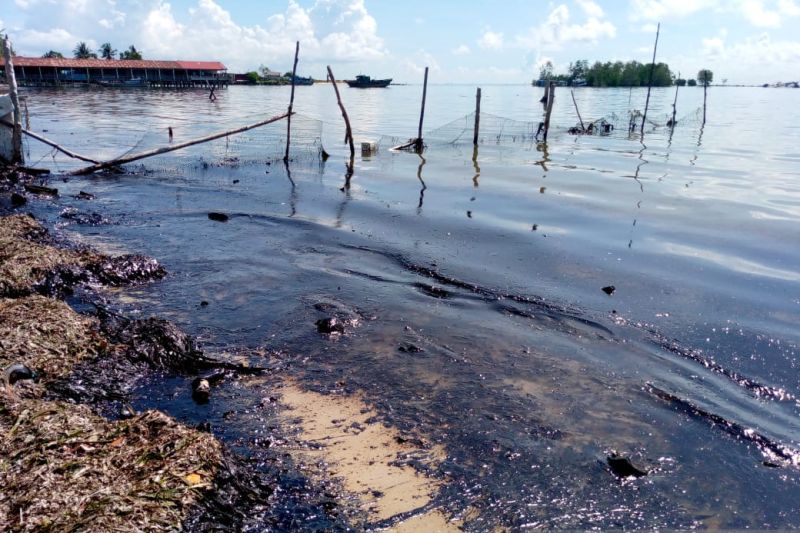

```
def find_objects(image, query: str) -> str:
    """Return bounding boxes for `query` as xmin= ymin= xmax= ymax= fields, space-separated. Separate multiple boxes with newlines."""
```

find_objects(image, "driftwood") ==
xmin=473 ymin=87 xmax=481 ymax=146
xmin=284 ymin=41 xmax=300 ymax=163
xmin=570 ymin=89 xmax=585 ymax=132
xmin=69 ymin=112 xmax=292 ymax=175
xmin=326 ymin=66 xmax=355 ymax=161
xmin=0 ymin=120 xmax=100 ymax=163
xmin=640 ymin=22 xmax=660 ymax=135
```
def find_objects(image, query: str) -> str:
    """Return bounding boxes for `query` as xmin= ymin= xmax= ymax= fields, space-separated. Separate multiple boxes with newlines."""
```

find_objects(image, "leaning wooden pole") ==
xmin=473 ymin=87 xmax=481 ymax=146
xmin=543 ymin=82 xmax=555 ymax=142
xmin=670 ymin=71 xmax=680 ymax=128
xmin=640 ymin=22 xmax=660 ymax=136
xmin=415 ymin=66 xmax=429 ymax=151
xmin=284 ymin=41 xmax=300 ymax=163
xmin=570 ymin=89 xmax=585 ymax=132
xmin=2 ymin=35 xmax=23 ymax=164
xmin=0 ymin=121 xmax=99 ymax=163
xmin=70 ymin=112 xmax=292 ymax=175
xmin=326 ymin=66 xmax=355 ymax=161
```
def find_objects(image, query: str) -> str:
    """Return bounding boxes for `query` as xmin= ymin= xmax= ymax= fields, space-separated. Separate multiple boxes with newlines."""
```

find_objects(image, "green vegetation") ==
xmin=41 ymin=50 xmax=63 ymax=58
xmin=536 ymin=59 xmax=675 ymax=87
xmin=675 ymin=78 xmax=687 ymax=86
xmin=244 ymin=71 xmax=260 ymax=84
xmin=688 ymin=79 xmax=697 ymax=86
xmin=72 ymin=42 xmax=97 ymax=59
xmin=697 ymin=69 xmax=713 ymax=86
xmin=100 ymin=42 xmax=117 ymax=60
xmin=120 ymin=45 xmax=142 ymax=60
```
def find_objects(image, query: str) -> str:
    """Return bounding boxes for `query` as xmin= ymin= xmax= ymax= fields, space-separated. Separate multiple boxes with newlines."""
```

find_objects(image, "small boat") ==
xmin=123 ymin=78 xmax=146 ymax=87
xmin=291 ymin=75 xmax=314 ymax=86
xmin=345 ymin=75 xmax=392 ymax=88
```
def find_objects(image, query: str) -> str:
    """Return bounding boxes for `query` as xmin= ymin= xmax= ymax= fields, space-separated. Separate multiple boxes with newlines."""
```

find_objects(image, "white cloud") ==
xmin=478 ymin=30 xmax=504 ymax=50
xmin=401 ymin=49 xmax=440 ymax=77
xmin=739 ymin=0 xmax=781 ymax=27
xmin=452 ymin=44 xmax=470 ymax=55
xmin=700 ymin=32 xmax=800 ymax=82
xmin=779 ymin=0 xmax=800 ymax=15
xmin=629 ymin=0 xmax=717 ymax=21
xmin=6 ymin=0 xmax=386 ymax=72
xmin=516 ymin=3 xmax=616 ymax=51
xmin=577 ymin=0 xmax=605 ymax=18
xmin=640 ymin=23 xmax=659 ymax=33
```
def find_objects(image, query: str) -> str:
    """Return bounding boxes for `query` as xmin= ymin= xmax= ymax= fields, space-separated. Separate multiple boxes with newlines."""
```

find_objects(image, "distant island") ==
xmin=534 ymin=59 xmax=683 ymax=87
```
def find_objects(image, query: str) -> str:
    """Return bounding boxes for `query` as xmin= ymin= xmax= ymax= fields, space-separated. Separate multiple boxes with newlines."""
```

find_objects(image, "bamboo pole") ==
xmin=473 ymin=87 xmax=481 ymax=146
xmin=284 ymin=41 xmax=299 ymax=163
xmin=670 ymin=71 xmax=679 ymax=128
xmin=415 ymin=66 xmax=429 ymax=151
xmin=0 ymin=120 xmax=99 ymax=163
xmin=326 ymin=66 xmax=355 ymax=161
xmin=570 ymin=89 xmax=585 ymax=132
xmin=702 ymin=77 xmax=708 ymax=125
xmin=2 ymin=35 xmax=23 ymax=164
xmin=543 ymin=82 xmax=555 ymax=142
xmin=70 ymin=112 xmax=292 ymax=175
xmin=640 ymin=22 xmax=660 ymax=136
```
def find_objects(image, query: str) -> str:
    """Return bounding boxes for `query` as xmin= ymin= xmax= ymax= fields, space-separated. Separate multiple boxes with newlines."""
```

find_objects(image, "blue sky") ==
xmin=2 ymin=0 xmax=799 ymax=83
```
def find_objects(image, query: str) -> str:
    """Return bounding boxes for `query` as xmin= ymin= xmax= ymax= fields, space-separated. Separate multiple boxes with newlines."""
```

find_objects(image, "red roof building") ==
xmin=4 ymin=57 xmax=228 ymax=88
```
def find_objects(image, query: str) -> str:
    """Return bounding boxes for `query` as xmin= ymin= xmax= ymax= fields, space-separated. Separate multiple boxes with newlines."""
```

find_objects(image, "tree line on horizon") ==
xmin=538 ymin=60 xmax=714 ymax=88
xmin=40 ymin=42 xmax=143 ymax=60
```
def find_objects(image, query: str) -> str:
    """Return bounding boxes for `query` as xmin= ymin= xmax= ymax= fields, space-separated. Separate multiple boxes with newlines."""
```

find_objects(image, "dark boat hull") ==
xmin=345 ymin=78 xmax=392 ymax=88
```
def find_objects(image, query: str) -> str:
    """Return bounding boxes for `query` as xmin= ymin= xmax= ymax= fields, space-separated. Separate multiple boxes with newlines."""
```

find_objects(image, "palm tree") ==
xmin=100 ymin=42 xmax=117 ymax=60
xmin=41 ymin=50 xmax=64 ymax=58
xmin=120 ymin=45 xmax=142 ymax=60
xmin=73 ymin=41 xmax=97 ymax=59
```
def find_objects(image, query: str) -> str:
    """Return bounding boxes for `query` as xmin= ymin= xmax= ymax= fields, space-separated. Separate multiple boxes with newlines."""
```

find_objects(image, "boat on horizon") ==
xmin=291 ymin=75 xmax=314 ymax=86
xmin=345 ymin=75 xmax=392 ymax=88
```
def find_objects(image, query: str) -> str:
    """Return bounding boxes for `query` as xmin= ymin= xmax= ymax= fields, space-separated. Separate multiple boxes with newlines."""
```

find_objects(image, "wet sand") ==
xmin=279 ymin=382 xmax=457 ymax=530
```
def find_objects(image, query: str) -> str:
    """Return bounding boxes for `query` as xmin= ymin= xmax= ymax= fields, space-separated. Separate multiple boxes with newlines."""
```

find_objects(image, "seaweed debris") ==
xmin=0 ymin=214 xmax=165 ymax=297
xmin=0 ymin=396 xmax=224 ymax=531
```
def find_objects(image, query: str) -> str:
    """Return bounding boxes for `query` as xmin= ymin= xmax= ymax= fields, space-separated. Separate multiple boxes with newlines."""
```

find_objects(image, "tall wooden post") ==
xmin=670 ymin=71 xmax=679 ymax=128
xmin=473 ymin=87 xmax=481 ymax=146
xmin=570 ymin=89 xmax=585 ymax=132
xmin=543 ymin=82 xmax=555 ymax=142
xmin=415 ymin=66 xmax=428 ymax=151
xmin=284 ymin=41 xmax=300 ymax=163
xmin=2 ymin=35 xmax=23 ymax=164
xmin=326 ymin=66 xmax=355 ymax=162
xmin=702 ymin=79 xmax=708 ymax=125
xmin=640 ymin=22 xmax=660 ymax=136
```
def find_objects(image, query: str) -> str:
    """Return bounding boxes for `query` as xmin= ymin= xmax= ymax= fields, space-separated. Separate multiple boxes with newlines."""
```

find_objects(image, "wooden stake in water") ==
xmin=326 ymin=66 xmax=355 ymax=161
xmin=284 ymin=41 xmax=300 ymax=163
xmin=640 ymin=22 xmax=660 ymax=136
xmin=415 ymin=66 xmax=429 ymax=152
xmin=543 ymin=82 xmax=555 ymax=142
xmin=2 ymin=35 xmax=23 ymax=164
xmin=570 ymin=89 xmax=585 ymax=132
xmin=473 ymin=87 xmax=481 ymax=146
xmin=670 ymin=71 xmax=680 ymax=128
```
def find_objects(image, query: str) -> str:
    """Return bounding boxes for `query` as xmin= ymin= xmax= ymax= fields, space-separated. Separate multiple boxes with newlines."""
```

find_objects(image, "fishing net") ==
xmin=22 ymin=111 xmax=325 ymax=174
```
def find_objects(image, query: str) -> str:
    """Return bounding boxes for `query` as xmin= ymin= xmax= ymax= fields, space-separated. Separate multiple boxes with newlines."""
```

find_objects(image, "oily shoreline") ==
xmin=0 ymin=165 xmax=270 ymax=531
xmin=1 ymin=164 xmax=456 ymax=531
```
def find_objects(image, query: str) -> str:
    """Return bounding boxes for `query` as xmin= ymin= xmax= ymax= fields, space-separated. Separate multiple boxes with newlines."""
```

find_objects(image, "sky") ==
xmin=1 ymin=0 xmax=799 ymax=84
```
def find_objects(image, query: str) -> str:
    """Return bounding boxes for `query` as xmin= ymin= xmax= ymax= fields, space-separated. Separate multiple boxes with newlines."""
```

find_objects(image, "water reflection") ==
xmin=416 ymin=153 xmax=426 ymax=213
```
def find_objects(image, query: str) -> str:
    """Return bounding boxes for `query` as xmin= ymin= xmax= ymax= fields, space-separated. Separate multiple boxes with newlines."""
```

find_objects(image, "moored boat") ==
xmin=345 ymin=75 xmax=392 ymax=88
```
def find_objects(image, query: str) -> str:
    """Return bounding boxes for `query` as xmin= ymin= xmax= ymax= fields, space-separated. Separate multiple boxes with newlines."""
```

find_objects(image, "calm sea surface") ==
xmin=19 ymin=83 xmax=800 ymax=529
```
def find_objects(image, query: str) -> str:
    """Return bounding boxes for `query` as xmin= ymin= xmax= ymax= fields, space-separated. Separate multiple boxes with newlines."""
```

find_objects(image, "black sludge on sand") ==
xmin=607 ymin=453 xmax=648 ymax=478
xmin=208 ymin=212 xmax=230 ymax=222
xmin=87 ymin=254 xmax=167 ymax=286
